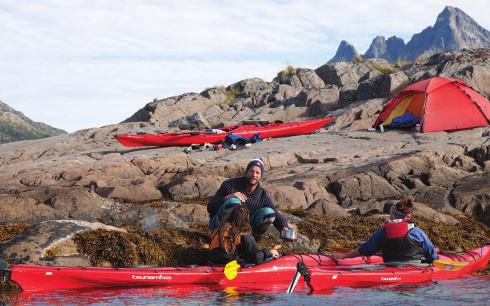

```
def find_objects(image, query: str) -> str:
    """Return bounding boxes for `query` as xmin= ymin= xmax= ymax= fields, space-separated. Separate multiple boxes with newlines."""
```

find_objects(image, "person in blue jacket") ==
xmin=335 ymin=198 xmax=438 ymax=263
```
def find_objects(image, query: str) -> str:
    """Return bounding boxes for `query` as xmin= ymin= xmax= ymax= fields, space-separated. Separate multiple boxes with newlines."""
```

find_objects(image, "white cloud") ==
xmin=0 ymin=0 xmax=488 ymax=131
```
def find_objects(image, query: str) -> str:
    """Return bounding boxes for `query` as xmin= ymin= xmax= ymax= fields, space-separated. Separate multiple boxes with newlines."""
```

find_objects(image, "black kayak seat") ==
xmin=385 ymin=260 xmax=430 ymax=267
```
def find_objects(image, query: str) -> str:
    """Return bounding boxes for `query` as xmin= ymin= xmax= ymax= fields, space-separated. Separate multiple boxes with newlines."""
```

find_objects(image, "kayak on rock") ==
xmin=5 ymin=245 xmax=489 ymax=293
xmin=114 ymin=117 xmax=334 ymax=147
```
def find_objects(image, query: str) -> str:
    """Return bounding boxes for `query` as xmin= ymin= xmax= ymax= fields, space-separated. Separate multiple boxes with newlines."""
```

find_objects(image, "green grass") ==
xmin=366 ymin=60 xmax=394 ymax=74
xmin=393 ymin=59 xmax=411 ymax=68
xmin=216 ymin=86 xmax=237 ymax=105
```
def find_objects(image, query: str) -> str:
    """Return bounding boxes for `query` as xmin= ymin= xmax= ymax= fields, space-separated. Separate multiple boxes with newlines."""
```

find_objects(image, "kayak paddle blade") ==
xmin=224 ymin=260 xmax=241 ymax=280
xmin=433 ymin=259 xmax=468 ymax=271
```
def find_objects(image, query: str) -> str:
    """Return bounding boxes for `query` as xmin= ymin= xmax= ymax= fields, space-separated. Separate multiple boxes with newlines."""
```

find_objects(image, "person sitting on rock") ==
xmin=207 ymin=158 xmax=289 ymax=241
xmin=335 ymin=198 xmax=438 ymax=263
xmin=208 ymin=204 xmax=281 ymax=265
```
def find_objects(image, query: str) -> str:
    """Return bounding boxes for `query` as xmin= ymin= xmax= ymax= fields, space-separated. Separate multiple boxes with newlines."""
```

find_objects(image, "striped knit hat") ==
xmin=246 ymin=158 xmax=265 ymax=174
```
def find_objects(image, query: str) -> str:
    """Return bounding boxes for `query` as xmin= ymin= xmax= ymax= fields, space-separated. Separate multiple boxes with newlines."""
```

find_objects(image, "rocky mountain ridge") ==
xmin=0 ymin=100 xmax=66 ymax=144
xmin=329 ymin=6 xmax=490 ymax=63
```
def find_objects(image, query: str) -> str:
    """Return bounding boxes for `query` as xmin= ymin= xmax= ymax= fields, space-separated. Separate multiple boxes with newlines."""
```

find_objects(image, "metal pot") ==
xmin=280 ymin=229 xmax=298 ymax=242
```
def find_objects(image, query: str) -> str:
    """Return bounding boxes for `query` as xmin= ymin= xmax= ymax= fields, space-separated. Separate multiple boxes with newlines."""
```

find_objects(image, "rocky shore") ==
xmin=1 ymin=49 xmax=489 ymax=296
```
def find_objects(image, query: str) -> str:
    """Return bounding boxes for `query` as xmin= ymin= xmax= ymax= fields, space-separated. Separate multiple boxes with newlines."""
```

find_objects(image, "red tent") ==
xmin=374 ymin=77 xmax=490 ymax=133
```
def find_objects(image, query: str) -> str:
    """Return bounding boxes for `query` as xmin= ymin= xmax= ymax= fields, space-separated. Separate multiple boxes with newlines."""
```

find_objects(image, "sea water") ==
xmin=6 ymin=276 xmax=490 ymax=305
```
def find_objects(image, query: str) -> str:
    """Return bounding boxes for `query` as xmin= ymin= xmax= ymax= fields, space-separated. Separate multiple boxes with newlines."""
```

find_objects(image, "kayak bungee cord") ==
xmin=286 ymin=254 xmax=314 ymax=294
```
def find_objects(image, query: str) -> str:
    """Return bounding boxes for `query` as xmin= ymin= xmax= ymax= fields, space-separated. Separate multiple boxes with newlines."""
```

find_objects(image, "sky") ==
xmin=1 ymin=0 xmax=489 ymax=132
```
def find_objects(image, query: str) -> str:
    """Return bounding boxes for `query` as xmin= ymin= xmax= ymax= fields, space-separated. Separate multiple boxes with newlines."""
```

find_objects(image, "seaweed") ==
xmin=72 ymin=225 xmax=212 ymax=267
xmin=0 ymin=224 xmax=31 ymax=243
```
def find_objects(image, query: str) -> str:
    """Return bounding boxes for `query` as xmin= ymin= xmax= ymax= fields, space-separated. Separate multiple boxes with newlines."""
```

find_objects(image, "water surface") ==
xmin=7 ymin=276 xmax=490 ymax=305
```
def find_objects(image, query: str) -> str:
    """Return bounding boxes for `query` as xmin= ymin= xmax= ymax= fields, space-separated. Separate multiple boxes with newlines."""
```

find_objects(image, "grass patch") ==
xmin=216 ymin=86 xmax=237 ymax=105
xmin=394 ymin=59 xmax=411 ymax=68
xmin=366 ymin=60 xmax=393 ymax=74
xmin=279 ymin=65 xmax=296 ymax=78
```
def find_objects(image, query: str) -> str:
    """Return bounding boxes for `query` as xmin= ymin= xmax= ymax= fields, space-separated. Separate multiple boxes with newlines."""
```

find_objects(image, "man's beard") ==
xmin=247 ymin=177 xmax=259 ymax=186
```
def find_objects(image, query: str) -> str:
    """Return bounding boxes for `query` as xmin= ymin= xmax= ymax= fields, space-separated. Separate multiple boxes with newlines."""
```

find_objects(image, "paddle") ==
xmin=224 ymin=260 xmax=241 ymax=280
xmin=432 ymin=259 xmax=468 ymax=271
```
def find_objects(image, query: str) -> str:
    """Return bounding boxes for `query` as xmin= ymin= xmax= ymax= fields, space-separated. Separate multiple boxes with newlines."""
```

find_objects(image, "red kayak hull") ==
xmin=9 ymin=246 xmax=490 ymax=293
xmin=308 ymin=245 xmax=490 ymax=291
xmin=114 ymin=117 xmax=334 ymax=147
xmin=10 ymin=254 xmax=378 ymax=293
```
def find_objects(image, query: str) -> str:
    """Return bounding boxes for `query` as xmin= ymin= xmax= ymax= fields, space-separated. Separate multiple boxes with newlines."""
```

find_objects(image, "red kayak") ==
xmin=114 ymin=117 xmax=334 ymax=147
xmin=308 ymin=245 xmax=490 ymax=292
xmin=6 ymin=245 xmax=489 ymax=293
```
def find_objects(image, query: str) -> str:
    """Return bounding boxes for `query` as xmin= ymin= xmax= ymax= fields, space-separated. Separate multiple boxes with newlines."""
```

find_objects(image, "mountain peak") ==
xmin=406 ymin=6 xmax=490 ymax=60
xmin=328 ymin=6 xmax=488 ymax=64
xmin=328 ymin=40 xmax=360 ymax=63
xmin=364 ymin=36 xmax=405 ymax=62
xmin=438 ymin=6 xmax=463 ymax=18
xmin=436 ymin=5 xmax=478 ymax=27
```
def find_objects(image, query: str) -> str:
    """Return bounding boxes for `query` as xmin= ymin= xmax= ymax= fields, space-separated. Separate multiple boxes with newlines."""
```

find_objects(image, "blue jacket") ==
xmin=358 ymin=226 xmax=438 ymax=262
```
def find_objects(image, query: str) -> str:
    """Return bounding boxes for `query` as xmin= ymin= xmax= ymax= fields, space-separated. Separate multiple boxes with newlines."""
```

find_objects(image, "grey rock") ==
xmin=123 ymin=93 xmax=217 ymax=128
xmin=0 ymin=220 xmax=125 ymax=265
xmin=357 ymin=71 xmax=409 ymax=100
xmin=200 ymin=87 xmax=228 ymax=101
xmin=227 ymin=78 xmax=272 ymax=98
xmin=161 ymin=175 xmax=224 ymax=200
xmin=304 ymin=86 xmax=340 ymax=116
xmin=171 ymin=112 xmax=211 ymax=130
xmin=315 ymin=62 xmax=373 ymax=88
xmin=403 ymin=48 xmax=490 ymax=97
xmin=273 ymin=68 xmax=325 ymax=89
xmin=338 ymin=88 xmax=358 ymax=108
xmin=0 ymin=187 xmax=109 ymax=224
xmin=110 ymin=201 xmax=209 ymax=229
xmin=450 ymin=173 xmax=490 ymax=226
xmin=328 ymin=172 xmax=402 ymax=208
xmin=305 ymin=199 xmax=349 ymax=217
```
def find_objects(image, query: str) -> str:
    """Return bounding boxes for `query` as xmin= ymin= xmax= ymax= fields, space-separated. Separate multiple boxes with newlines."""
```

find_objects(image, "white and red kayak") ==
xmin=5 ymin=245 xmax=489 ymax=293
xmin=114 ymin=117 xmax=334 ymax=147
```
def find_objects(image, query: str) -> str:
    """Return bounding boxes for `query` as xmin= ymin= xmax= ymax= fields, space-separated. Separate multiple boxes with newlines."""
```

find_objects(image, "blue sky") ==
xmin=1 ymin=0 xmax=489 ymax=132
